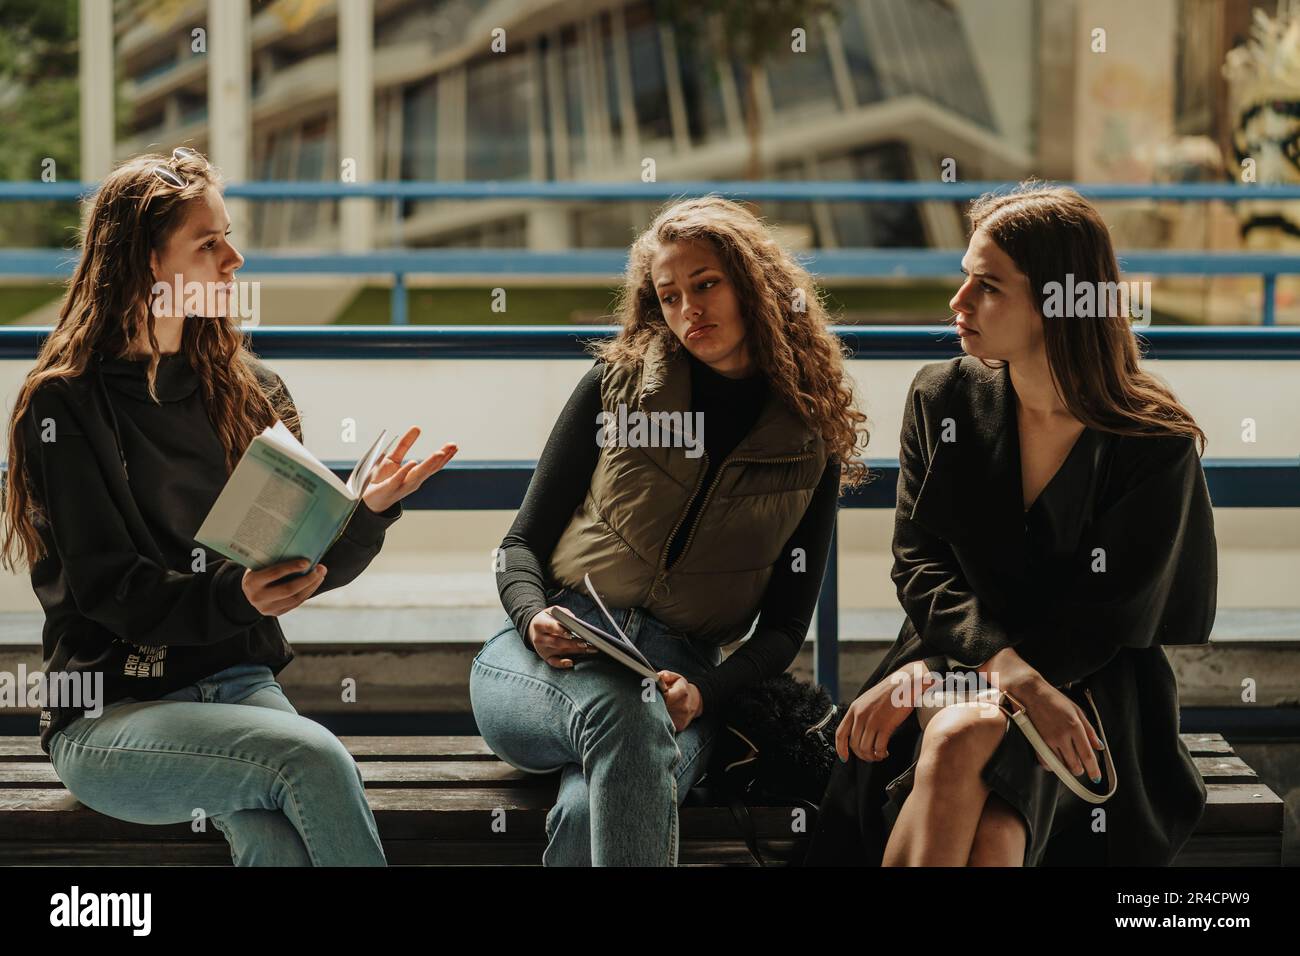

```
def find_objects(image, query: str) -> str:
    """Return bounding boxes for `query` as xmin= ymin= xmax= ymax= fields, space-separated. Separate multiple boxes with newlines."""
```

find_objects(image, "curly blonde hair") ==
xmin=595 ymin=195 xmax=868 ymax=491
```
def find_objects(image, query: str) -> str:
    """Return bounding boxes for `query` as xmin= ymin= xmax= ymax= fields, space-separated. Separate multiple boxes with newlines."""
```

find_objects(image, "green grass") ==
xmin=336 ymin=281 xmax=966 ymax=325
xmin=0 ymin=284 xmax=62 ymax=324
xmin=336 ymin=286 xmax=622 ymax=325
xmin=0 ymin=280 xmax=1202 ymax=326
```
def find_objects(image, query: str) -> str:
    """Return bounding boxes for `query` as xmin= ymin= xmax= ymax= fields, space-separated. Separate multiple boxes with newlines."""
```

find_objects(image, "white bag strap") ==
xmin=1000 ymin=688 xmax=1118 ymax=805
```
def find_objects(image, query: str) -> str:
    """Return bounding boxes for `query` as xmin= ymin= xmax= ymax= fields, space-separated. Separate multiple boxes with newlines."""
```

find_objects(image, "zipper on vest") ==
xmin=655 ymin=451 xmax=711 ymax=582
xmin=654 ymin=450 xmax=816 ymax=589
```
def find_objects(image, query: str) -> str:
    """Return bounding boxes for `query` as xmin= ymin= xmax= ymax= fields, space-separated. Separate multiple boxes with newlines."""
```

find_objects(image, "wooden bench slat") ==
xmin=1180 ymin=733 xmax=1234 ymax=755
xmin=1199 ymin=783 xmax=1285 ymax=832
xmin=0 ymin=730 xmax=1282 ymax=865
xmin=0 ymin=780 xmax=1281 ymax=841
xmin=0 ymin=731 xmax=1240 ymax=760
xmin=0 ymin=754 xmax=1265 ymax=789
xmin=0 ymin=787 xmax=802 ymax=842
xmin=0 ymin=735 xmax=501 ymax=761
xmin=0 ymin=760 xmax=551 ymax=788
xmin=1192 ymin=755 xmax=1257 ymax=784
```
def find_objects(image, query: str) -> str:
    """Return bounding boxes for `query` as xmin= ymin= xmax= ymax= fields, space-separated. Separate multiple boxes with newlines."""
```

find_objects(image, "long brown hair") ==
xmin=2 ymin=149 xmax=298 ymax=570
xmin=968 ymin=181 xmax=1206 ymax=452
xmin=597 ymin=195 xmax=869 ymax=490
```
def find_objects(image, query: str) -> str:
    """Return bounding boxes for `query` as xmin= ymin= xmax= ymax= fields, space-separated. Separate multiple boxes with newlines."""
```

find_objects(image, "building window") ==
xmin=857 ymin=0 xmax=996 ymax=130
xmin=836 ymin=0 xmax=884 ymax=106
xmin=572 ymin=204 xmax=637 ymax=247
xmin=559 ymin=26 xmax=588 ymax=172
xmin=818 ymin=144 xmax=926 ymax=247
xmin=767 ymin=159 xmax=825 ymax=247
xmin=624 ymin=2 xmax=673 ymax=146
xmin=675 ymin=25 xmax=730 ymax=145
xmin=401 ymin=76 xmax=438 ymax=218
xmin=600 ymin=12 xmax=625 ymax=148
xmin=765 ymin=18 xmax=841 ymax=117
xmin=292 ymin=116 xmax=334 ymax=238
xmin=466 ymin=52 xmax=534 ymax=179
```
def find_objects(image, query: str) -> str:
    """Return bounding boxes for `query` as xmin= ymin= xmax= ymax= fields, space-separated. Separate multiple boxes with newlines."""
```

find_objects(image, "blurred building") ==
xmin=113 ymin=0 xmax=1035 ymax=251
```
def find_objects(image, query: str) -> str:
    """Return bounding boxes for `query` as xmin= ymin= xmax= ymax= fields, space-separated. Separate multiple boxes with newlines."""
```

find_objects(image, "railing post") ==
xmin=815 ymin=517 xmax=840 ymax=700
xmin=392 ymin=272 xmax=408 ymax=325
xmin=1263 ymin=274 xmax=1277 ymax=326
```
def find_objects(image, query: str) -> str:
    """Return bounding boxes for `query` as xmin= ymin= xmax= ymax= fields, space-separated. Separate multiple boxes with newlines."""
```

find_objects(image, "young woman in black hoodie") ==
xmin=2 ymin=148 xmax=456 ymax=866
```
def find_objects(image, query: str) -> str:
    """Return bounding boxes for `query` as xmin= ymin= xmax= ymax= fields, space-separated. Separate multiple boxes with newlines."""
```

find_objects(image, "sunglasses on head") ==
xmin=151 ymin=147 xmax=203 ymax=189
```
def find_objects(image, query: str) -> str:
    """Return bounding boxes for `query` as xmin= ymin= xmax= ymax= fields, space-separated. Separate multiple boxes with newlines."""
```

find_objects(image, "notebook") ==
xmin=549 ymin=573 xmax=659 ymax=681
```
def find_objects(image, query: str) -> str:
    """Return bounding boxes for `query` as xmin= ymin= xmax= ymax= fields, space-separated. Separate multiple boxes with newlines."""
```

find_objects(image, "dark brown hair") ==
xmin=968 ymin=181 xmax=1206 ymax=452
xmin=597 ymin=195 xmax=869 ymax=490
xmin=2 ymin=149 xmax=298 ymax=569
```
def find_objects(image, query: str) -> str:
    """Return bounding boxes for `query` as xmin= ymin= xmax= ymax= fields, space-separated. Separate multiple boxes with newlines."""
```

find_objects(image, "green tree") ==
xmin=0 ymin=0 xmax=82 ymax=247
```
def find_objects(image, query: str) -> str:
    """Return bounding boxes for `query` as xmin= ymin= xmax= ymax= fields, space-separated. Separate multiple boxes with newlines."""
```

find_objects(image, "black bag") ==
xmin=696 ymin=673 xmax=843 ymax=866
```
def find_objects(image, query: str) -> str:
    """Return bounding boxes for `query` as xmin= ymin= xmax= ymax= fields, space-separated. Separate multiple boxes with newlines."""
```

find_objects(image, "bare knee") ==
xmin=915 ymin=703 xmax=1007 ymax=784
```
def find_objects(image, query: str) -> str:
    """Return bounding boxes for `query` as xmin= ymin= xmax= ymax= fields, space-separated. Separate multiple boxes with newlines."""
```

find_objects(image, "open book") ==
xmin=195 ymin=420 xmax=395 ymax=571
xmin=549 ymin=573 xmax=660 ymax=681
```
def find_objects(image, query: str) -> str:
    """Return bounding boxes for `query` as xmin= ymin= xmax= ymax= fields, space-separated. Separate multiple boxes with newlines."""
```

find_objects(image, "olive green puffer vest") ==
xmin=548 ymin=337 xmax=829 ymax=645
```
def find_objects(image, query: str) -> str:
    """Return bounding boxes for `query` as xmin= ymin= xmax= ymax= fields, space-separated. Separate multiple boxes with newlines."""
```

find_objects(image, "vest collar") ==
xmin=635 ymin=336 xmax=823 ymax=459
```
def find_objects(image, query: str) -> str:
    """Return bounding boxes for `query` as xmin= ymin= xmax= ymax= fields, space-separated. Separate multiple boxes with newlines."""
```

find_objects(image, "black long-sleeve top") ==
xmin=24 ymin=350 xmax=401 ymax=753
xmin=496 ymin=354 xmax=841 ymax=714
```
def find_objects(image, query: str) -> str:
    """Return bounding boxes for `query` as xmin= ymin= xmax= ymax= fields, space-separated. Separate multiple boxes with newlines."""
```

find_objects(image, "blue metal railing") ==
xmin=3 ymin=181 xmax=1299 ymax=325
xmin=3 ymin=324 xmax=1297 ymax=694
xmin=4 ymin=323 xmax=1300 ymax=360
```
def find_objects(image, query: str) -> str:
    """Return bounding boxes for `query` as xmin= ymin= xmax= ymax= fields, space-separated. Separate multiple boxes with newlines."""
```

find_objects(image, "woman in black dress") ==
xmin=805 ymin=183 xmax=1217 ymax=867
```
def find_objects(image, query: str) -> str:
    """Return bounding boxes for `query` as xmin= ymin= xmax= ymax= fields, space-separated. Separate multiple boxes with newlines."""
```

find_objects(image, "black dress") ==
xmin=875 ymin=427 xmax=1110 ymax=867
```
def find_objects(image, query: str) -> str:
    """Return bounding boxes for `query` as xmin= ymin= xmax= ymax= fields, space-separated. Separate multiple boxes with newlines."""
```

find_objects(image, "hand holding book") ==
xmin=241 ymin=556 xmax=329 ymax=616
xmin=197 ymin=420 xmax=457 ymax=617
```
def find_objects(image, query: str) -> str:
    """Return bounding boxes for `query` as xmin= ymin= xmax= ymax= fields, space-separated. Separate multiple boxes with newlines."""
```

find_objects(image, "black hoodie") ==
xmin=21 ymin=349 xmax=401 ymax=753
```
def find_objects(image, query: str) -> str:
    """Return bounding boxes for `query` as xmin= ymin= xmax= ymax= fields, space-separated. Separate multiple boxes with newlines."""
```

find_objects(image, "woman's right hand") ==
xmin=242 ymin=558 xmax=327 ymax=616
xmin=527 ymin=606 xmax=599 ymax=669
xmin=836 ymin=661 xmax=929 ymax=763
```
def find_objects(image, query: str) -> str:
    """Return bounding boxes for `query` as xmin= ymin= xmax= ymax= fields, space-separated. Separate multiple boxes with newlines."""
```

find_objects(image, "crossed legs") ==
xmin=881 ymin=701 xmax=1028 ymax=867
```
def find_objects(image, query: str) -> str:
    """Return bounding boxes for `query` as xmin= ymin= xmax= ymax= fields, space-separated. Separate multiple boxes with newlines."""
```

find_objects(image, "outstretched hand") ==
xmin=361 ymin=427 xmax=457 ymax=514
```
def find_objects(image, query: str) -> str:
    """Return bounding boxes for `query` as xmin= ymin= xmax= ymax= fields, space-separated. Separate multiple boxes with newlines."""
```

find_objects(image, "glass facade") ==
xmin=623 ymin=2 xmax=674 ymax=147
xmin=675 ymin=28 xmax=731 ymax=146
xmin=765 ymin=17 xmax=842 ymax=117
xmin=144 ymin=0 xmax=1012 ymax=249
xmin=465 ymin=53 xmax=534 ymax=180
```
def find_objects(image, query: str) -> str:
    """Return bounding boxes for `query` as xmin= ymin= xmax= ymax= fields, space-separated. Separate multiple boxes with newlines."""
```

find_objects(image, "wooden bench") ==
xmin=0 ymin=733 xmax=1283 ymax=866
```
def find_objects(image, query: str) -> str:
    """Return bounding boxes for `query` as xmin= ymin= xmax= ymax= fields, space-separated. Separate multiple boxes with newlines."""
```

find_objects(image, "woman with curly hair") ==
xmin=3 ymin=148 xmax=456 ymax=865
xmin=470 ymin=195 xmax=868 ymax=866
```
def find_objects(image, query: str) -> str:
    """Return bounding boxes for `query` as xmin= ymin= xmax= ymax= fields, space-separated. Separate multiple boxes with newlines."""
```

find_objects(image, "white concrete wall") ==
xmin=0 ymin=353 xmax=1295 ymax=616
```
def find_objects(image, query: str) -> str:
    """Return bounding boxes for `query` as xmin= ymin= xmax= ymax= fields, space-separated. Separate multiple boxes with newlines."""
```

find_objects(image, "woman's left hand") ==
xmin=658 ymin=669 xmax=703 ymax=732
xmin=361 ymin=427 xmax=458 ymax=514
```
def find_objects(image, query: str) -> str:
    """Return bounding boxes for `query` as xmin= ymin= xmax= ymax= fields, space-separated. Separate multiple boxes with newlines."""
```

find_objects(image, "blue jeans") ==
xmin=47 ymin=662 xmax=385 ymax=866
xmin=469 ymin=586 xmax=724 ymax=866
